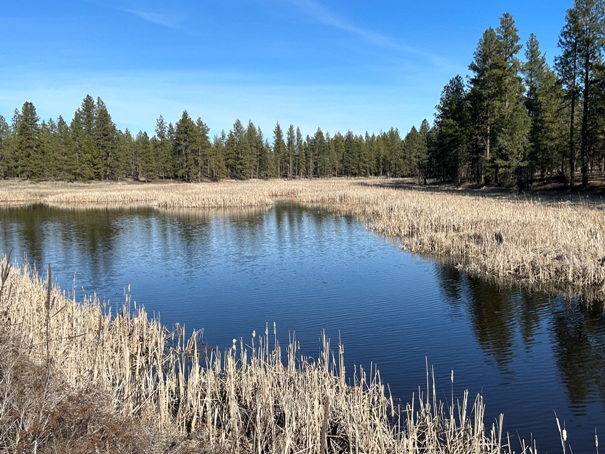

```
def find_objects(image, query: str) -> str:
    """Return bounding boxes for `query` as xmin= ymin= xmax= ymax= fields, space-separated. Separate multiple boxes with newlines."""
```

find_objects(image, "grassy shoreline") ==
xmin=0 ymin=257 xmax=526 ymax=452
xmin=1 ymin=178 xmax=604 ymax=303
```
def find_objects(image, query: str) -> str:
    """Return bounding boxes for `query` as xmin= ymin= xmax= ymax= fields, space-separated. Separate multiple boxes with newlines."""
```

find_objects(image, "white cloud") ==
xmin=286 ymin=0 xmax=450 ymax=69
xmin=121 ymin=8 xmax=183 ymax=29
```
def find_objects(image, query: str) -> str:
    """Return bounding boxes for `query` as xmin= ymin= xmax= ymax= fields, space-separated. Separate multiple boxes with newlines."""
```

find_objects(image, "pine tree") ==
xmin=54 ymin=116 xmax=75 ymax=180
xmin=273 ymin=123 xmax=287 ymax=178
xmin=134 ymin=131 xmax=156 ymax=181
xmin=332 ymin=133 xmax=345 ymax=177
xmin=209 ymin=132 xmax=227 ymax=180
xmin=403 ymin=125 xmax=428 ymax=182
xmin=295 ymin=127 xmax=305 ymax=178
xmin=73 ymin=96 xmax=102 ymax=179
xmin=194 ymin=118 xmax=211 ymax=181
xmin=468 ymin=27 xmax=500 ymax=183
xmin=38 ymin=119 xmax=59 ymax=180
xmin=524 ymin=34 xmax=566 ymax=181
xmin=173 ymin=111 xmax=197 ymax=181
xmin=493 ymin=13 xmax=530 ymax=187
xmin=432 ymin=75 xmax=469 ymax=182
xmin=232 ymin=119 xmax=251 ymax=179
xmin=286 ymin=124 xmax=295 ymax=179
xmin=95 ymin=97 xmax=119 ymax=180
xmin=15 ymin=102 xmax=42 ymax=180
xmin=468 ymin=14 xmax=530 ymax=185
xmin=0 ymin=115 xmax=12 ymax=178
xmin=556 ymin=5 xmax=582 ymax=187
xmin=154 ymin=116 xmax=173 ymax=179
xmin=557 ymin=0 xmax=605 ymax=187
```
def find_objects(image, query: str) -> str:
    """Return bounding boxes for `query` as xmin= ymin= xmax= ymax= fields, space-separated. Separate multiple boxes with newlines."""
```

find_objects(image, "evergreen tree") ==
xmin=120 ymin=129 xmax=135 ymax=179
xmin=0 ymin=115 xmax=11 ymax=178
xmin=556 ymin=4 xmax=584 ymax=186
xmin=209 ymin=132 xmax=228 ymax=180
xmin=134 ymin=131 xmax=156 ymax=181
xmin=232 ymin=119 xmax=251 ymax=179
xmin=295 ymin=127 xmax=305 ymax=178
xmin=382 ymin=128 xmax=403 ymax=177
xmin=14 ymin=102 xmax=42 ymax=180
xmin=286 ymin=124 xmax=295 ymax=179
xmin=154 ymin=116 xmax=173 ymax=179
xmin=332 ymin=133 xmax=346 ymax=177
xmin=273 ymin=123 xmax=287 ymax=178
xmin=173 ymin=111 xmax=197 ymax=181
xmin=342 ymin=131 xmax=356 ymax=177
xmin=73 ymin=96 xmax=102 ymax=179
xmin=250 ymin=124 xmax=269 ymax=179
xmin=38 ymin=119 xmax=59 ymax=180
xmin=524 ymin=34 xmax=566 ymax=180
xmin=468 ymin=27 xmax=500 ymax=183
xmin=54 ymin=116 xmax=75 ymax=180
xmin=314 ymin=128 xmax=328 ymax=177
xmin=403 ymin=125 xmax=428 ymax=182
xmin=241 ymin=121 xmax=259 ymax=179
xmin=95 ymin=97 xmax=119 ymax=180
xmin=432 ymin=75 xmax=469 ymax=182
xmin=468 ymin=14 xmax=530 ymax=185
xmin=194 ymin=118 xmax=212 ymax=181
xmin=558 ymin=0 xmax=605 ymax=187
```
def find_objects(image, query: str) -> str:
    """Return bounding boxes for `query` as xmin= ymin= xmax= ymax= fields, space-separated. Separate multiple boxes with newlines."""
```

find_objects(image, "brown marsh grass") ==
xmin=2 ymin=178 xmax=604 ymax=301
xmin=0 ymin=257 xmax=528 ymax=453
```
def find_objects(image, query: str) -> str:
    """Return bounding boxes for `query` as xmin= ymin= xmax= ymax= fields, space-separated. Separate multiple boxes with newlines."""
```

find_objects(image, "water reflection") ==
xmin=0 ymin=204 xmax=604 ymax=452
xmin=435 ymin=263 xmax=552 ymax=370
xmin=552 ymin=303 xmax=605 ymax=410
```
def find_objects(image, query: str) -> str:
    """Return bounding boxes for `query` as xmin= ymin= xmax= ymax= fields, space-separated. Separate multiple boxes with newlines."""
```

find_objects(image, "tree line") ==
xmin=1 ymin=1 xmax=604 ymax=187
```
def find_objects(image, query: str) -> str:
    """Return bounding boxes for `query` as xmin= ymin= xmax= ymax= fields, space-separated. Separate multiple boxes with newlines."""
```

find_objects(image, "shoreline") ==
xmin=1 ymin=178 xmax=603 ymax=304
xmin=0 ymin=257 xmax=523 ymax=452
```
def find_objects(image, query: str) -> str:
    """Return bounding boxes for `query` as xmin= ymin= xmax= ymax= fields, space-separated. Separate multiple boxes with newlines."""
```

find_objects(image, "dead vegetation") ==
xmin=0 ymin=256 xmax=533 ymax=452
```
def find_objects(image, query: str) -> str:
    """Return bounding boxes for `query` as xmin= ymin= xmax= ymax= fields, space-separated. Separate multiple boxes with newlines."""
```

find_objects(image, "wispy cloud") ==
xmin=287 ymin=0 xmax=448 ymax=67
xmin=122 ymin=8 xmax=183 ymax=30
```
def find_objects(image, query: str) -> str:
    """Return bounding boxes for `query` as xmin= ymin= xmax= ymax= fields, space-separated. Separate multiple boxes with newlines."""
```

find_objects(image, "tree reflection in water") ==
xmin=552 ymin=301 xmax=605 ymax=409
xmin=435 ymin=261 xmax=605 ymax=413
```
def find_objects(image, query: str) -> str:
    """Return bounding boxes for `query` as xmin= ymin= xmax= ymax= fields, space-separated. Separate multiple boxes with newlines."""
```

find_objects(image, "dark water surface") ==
xmin=1 ymin=202 xmax=604 ymax=453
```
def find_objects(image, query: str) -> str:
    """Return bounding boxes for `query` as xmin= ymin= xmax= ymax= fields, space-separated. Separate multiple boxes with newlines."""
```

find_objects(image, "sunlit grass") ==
xmin=0 ymin=256 xmax=532 ymax=452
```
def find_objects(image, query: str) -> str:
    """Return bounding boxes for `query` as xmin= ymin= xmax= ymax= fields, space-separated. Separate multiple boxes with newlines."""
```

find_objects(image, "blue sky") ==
xmin=1 ymin=0 xmax=572 ymax=139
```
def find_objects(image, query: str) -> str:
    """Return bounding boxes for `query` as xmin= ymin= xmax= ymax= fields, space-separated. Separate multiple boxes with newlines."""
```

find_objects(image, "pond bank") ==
xmin=0 ymin=257 xmax=525 ymax=453
xmin=1 ymin=178 xmax=603 ymax=305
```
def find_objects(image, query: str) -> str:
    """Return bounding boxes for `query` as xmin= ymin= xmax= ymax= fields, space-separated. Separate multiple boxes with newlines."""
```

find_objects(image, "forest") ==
xmin=2 ymin=1 xmax=605 ymax=189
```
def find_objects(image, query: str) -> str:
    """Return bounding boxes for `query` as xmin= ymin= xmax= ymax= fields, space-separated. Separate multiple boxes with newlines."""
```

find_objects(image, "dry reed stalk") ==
xmin=0 ymin=255 xmax=531 ymax=452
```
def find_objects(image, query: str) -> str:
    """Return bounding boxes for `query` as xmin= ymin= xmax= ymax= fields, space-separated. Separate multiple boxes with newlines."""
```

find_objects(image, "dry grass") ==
xmin=0 ymin=256 xmax=530 ymax=453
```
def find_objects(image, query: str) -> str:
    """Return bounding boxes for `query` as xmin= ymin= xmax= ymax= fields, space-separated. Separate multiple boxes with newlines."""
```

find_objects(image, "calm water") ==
xmin=1 ymin=202 xmax=604 ymax=453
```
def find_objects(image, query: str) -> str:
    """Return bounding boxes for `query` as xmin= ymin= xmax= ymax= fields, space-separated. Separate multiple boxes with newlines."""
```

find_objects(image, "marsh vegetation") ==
xmin=0 ymin=178 xmax=603 ymax=452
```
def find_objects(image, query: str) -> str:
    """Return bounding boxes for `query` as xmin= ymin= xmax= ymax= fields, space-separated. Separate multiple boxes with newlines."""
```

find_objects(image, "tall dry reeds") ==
xmin=0 ymin=256 xmax=528 ymax=452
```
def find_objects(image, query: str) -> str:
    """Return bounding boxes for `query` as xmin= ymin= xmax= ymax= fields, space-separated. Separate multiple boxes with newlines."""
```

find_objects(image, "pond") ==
xmin=1 ymin=202 xmax=604 ymax=453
